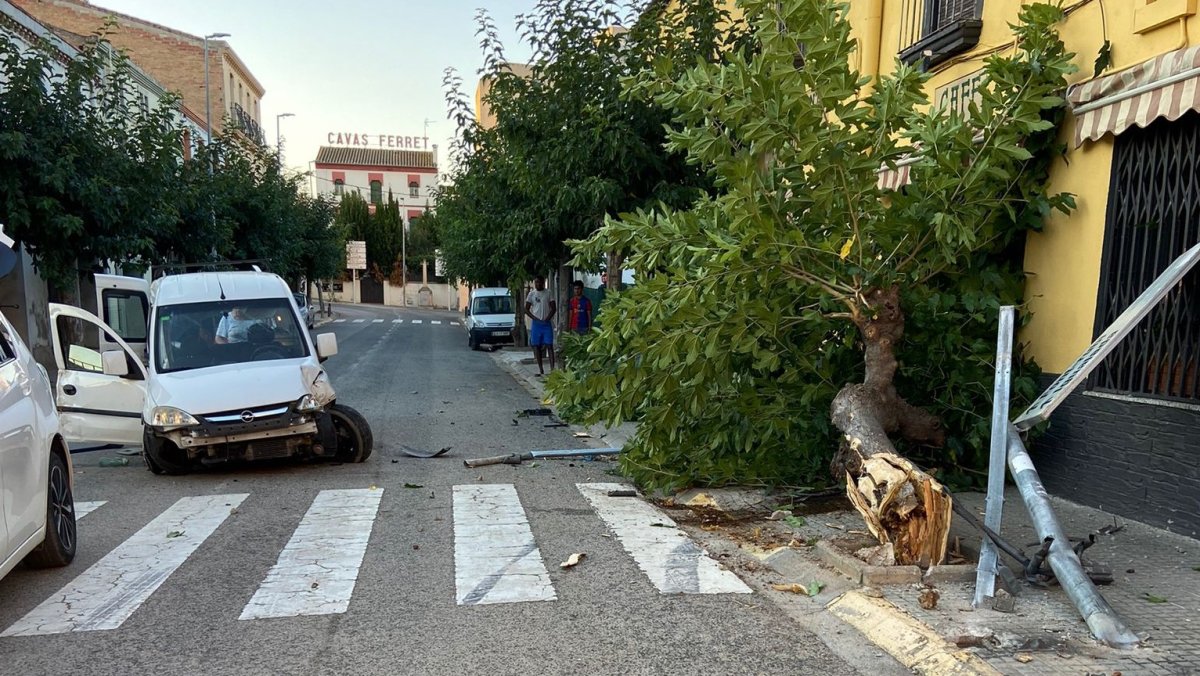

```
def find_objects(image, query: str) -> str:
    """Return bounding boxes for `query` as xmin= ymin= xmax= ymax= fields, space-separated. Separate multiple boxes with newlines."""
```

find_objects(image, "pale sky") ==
xmin=94 ymin=0 xmax=538 ymax=176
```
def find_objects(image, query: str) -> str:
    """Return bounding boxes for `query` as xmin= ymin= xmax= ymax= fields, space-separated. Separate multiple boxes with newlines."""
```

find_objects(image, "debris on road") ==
xmin=403 ymin=483 xmax=424 ymax=489
xmin=918 ymin=586 xmax=940 ymax=610
xmin=771 ymin=581 xmax=824 ymax=596
xmin=166 ymin=530 xmax=184 ymax=538
xmin=400 ymin=445 xmax=452 ymax=459
xmin=573 ymin=432 xmax=591 ymax=438
xmin=463 ymin=447 xmax=621 ymax=468
xmin=98 ymin=457 xmax=129 ymax=467
xmin=1015 ymin=653 xmax=1033 ymax=664
xmin=607 ymin=488 xmax=637 ymax=497
xmin=560 ymin=552 xmax=586 ymax=569
xmin=766 ymin=510 xmax=791 ymax=521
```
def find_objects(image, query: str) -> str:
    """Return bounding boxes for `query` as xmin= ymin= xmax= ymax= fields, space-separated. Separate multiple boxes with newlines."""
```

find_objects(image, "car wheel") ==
xmin=328 ymin=403 xmax=373 ymax=463
xmin=143 ymin=428 xmax=191 ymax=475
xmin=25 ymin=451 xmax=77 ymax=568
xmin=468 ymin=331 xmax=479 ymax=350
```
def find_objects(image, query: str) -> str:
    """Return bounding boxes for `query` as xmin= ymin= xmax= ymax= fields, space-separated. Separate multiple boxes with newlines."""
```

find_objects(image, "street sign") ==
xmin=346 ymin=240 xmax=366 ymax=271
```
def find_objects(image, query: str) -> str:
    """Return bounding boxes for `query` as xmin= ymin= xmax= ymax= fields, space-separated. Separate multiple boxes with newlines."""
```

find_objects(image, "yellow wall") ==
xmin=853 ymin=0 xmax=1200 ymax=372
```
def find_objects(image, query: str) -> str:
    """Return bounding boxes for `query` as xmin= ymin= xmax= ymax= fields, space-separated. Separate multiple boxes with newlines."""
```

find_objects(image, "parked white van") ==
xmin=464 ymin=287 xmax=515 ymax=350
xmin=50 ymin=271 xmax=372 ymax=474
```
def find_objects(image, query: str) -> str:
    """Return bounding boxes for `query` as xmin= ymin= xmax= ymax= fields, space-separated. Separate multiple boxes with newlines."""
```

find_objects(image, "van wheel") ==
xmin=329 ymin=404 xmax=373 ymax=463
xmin=25 ymin=452 xmax=77 ymax=568
xmin=468 ymin=331 xmax=479 ymax=350
xmin=143 ymin=429 xmax=191 ymax=475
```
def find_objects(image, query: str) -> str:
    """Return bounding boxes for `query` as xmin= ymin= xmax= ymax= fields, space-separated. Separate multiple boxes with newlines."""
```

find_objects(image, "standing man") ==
xmin=525 ymin=276 xmax=556 ymax=375
xmin=567 ymin=280 xmax=593 ymax=335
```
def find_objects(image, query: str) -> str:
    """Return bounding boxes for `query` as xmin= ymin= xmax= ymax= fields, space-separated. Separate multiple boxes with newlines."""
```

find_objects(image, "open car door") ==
xmin=94 ymin=273 xmax=150 ymax=362
xmin=49 ymin=303 xmax=147 ymax=446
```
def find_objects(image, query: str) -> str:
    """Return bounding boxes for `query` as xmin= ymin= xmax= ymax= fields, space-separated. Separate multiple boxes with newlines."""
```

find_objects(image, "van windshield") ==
xmin=155 ymin=298 xmax=308 ymax=373
xmin=472 ymin=296 xmax=513 ymax=314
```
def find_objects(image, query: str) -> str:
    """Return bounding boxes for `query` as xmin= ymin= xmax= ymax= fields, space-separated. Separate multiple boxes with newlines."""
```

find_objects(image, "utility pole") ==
xmin=202 ymin=32 xmax=230 ymax=163
xmin=276 ymin=112 xmax=294 ymax=163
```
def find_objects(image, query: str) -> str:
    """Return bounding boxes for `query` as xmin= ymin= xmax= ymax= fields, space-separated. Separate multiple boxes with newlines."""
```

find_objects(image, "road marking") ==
xmin=74 ymin=501 xmax=106 ymax=520
xmin=453 ymin=484 xmax=555 ymax=606
xmin=577 ymin=483 xmax=751 ymax=595
xmin=431 ymin=320 xmax=442 ymax=325
xmin=411 ymin=320 xmax=423 ymax=324
xmin=353 ymin=319 xmax=365 ymax=323
xmin=450 ymin=321 xmax=460 ymax=326
xmin=372 ymin=319 xmax=384 ymax=323
xmin=392 ymin=319 xmax=403 ymax=323
xmin=333 ymin=319 xmax=346 ymax=323
xmin=1 ymin=494 xmax=248 ymax=636
xmin=239 ymin=488 xmax=382 ymax=620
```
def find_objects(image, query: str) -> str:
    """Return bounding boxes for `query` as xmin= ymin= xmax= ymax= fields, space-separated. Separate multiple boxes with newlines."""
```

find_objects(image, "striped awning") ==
xmin=876 ymin=163 xmax=912 ymax=191
xmin=1068 ymin=45 xmax=1200 ymax=148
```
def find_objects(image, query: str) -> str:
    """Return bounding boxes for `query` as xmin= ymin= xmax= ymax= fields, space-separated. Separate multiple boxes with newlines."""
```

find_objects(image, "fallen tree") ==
xmin=549 ymin=0 xmax=1076 ymax=563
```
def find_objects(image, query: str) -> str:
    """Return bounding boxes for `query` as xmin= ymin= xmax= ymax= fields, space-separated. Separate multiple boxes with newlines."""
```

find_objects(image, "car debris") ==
xmin=400 ymin=445 xmax=451 ymax=459
xmin=560 ymin=552 xmax=586 ymax=569
xmin=463 ymin=447 xmax=621 ymax=468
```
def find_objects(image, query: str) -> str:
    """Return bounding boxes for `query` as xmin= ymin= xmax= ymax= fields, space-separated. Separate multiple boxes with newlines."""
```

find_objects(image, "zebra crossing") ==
xmin=1 ymin=483 xmax=748 ymax=639
xmin=329 ymin=318 xmax=460 ymax=326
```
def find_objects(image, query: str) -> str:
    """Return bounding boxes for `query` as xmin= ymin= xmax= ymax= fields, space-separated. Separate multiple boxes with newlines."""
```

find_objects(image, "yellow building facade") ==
xmin=844 ymin=0 xmax=1200 ymax=533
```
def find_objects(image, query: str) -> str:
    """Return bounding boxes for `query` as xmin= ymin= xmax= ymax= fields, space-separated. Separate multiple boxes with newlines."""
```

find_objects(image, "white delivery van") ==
xmin=463 ymin=287 xmax=515 ymax=350
xmin=49 ymin=270 xmax=372 ymax=474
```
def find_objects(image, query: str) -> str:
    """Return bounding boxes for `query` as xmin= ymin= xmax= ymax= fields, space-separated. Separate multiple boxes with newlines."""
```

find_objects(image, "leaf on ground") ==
xmin=560 ymin=552 xmax=586 ymax=569
xmin=1144 ymin=593 xmax=1168 ymax=603
xmin=1015 ymin=653 xmax=1033 ymax=664
xmin=403 ymin=483 xmax=424 ymax=488
xmin=1192 ymin=566 xmax=1200 ymax=572
xmin=807 ymin=581 xmax=825 ymax=596
xmin=784 ymin=515 xmax=807 ymax=528
xmin=166 ymin=530 xmax=184 ymax=538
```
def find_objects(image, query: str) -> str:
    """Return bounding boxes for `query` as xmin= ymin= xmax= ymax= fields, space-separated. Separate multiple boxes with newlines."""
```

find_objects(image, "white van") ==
xmin=49 ymin=271 xmax=372 ymax=474
xmin=464 ymin=287 xmax=515 ymax=350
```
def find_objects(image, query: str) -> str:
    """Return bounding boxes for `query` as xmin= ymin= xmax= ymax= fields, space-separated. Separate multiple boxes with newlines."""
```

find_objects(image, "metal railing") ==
xmin=230 ymin=102 xmax=265 ymax=146
xmin=898 ymin=0 xmax=979 ymax=56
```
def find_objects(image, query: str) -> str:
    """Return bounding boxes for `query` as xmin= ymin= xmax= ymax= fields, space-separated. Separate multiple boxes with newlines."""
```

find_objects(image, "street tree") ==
xmin=549 ymin=0 xmax=1075 ymax=560
xmin=437 ymin=0 xmax=750 ymax=308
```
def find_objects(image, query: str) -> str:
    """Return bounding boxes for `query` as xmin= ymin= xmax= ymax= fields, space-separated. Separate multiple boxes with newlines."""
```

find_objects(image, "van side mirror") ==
xmin=101 ymin=350 xmax=129 ymax=377
xmin=316 ymin=333 xmax=338 ymax=362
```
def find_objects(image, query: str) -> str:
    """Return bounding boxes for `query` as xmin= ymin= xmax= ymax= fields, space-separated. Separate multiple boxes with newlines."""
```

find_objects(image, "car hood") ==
xmin=148 ymin=358 xmax=323 ymax=417
xmin=474 ymin=313 xmax=515 ymax=327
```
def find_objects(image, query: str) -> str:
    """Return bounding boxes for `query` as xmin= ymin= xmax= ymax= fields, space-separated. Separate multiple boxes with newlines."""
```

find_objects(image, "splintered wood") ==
xmin=844 ymin=453 xmax=952 ymax=566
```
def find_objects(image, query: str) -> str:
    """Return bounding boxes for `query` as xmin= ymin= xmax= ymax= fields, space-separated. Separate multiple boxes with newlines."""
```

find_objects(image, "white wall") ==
xmin=313 ymin=166 xmax=438 ymax=214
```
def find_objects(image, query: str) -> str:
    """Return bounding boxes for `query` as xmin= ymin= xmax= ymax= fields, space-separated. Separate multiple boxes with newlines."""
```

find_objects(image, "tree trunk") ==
xmin=829 ymin=286 xmax=953 ymax=567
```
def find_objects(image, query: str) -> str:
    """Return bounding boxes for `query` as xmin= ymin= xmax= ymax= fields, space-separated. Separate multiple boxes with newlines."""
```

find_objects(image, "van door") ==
xmin=49 ymin=304 xmax=147 ymax=446
xmin=94 ymin=274 xmax=150 ymax=361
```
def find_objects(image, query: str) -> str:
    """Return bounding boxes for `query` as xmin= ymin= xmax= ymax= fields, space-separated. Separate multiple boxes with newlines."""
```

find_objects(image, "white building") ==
xmin=312 ymin=145 xmax=438 ymax=222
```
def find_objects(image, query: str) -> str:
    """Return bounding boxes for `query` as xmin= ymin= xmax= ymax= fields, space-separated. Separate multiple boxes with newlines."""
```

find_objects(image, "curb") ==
xmin=827 ymin=590 xmax=1002 ymax=675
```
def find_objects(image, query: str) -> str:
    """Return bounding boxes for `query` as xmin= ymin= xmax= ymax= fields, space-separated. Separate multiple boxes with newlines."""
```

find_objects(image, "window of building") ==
xmin=897 ymin=0 xmax=982 ymax=69
xmin=370 ymin=180 xmax=383 ymax=204
xmin=228 ymin=73 xmax=234 ymax=112
xmin=1090 ymin=110 xmax=1200 ymax=402
xmin=408 ymin=181 xmax=419 ymax=198
xmin=334 ymin=179 xmax=345 ymax=196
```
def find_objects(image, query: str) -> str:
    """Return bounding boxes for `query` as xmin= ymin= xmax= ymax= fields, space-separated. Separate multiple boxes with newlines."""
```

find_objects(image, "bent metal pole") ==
xmin=1006 ymin=424 xmax=1139 ymax=648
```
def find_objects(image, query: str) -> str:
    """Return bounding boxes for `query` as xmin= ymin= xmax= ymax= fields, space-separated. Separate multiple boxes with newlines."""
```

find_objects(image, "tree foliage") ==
xmin=549 ymin=0 xmax=1075 ymax=490
xmin=435 ymin=0 xmax=751 ymax=290
xmin=0 ymin=32 xmax=341 ymax=291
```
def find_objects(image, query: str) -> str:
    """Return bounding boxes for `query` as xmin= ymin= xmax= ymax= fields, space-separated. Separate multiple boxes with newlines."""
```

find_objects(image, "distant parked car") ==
xmin=294 ymin=293 xmax=314 ymax=329
xmin=0 ymin=308 xmax=77 ymax=581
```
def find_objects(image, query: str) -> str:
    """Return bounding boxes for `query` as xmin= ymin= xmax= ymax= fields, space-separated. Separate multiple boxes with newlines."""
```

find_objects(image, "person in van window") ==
xmin=567 ymin=280 xmax=592 ymax=335
xmin=215 ymin=307 xmax=261 ymax=344
xmin=525 ymin=276 xmax=556 ymax=375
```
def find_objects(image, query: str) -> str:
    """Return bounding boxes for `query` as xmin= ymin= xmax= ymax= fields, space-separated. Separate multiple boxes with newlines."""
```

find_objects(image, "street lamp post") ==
xmin=202 ymin=33 xmax=230 ymax=149
xmin=276 ymin=112 xmax=295 ymax=163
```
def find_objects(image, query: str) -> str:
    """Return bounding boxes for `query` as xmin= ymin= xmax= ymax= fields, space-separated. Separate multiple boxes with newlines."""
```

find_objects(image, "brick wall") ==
xmin=1029 ymin=376 xmax=1200 ymax=538
xmin=11 ymin=0 xmax=224 ymax=132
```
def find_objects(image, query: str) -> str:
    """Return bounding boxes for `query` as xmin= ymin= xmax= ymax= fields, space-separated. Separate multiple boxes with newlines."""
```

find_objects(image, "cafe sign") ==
xmin=935 ymin=69 xmax=986 ymax=117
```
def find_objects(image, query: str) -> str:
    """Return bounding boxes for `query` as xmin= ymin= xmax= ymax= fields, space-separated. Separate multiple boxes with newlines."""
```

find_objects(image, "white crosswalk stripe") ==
xmin=240 ymin=489 xmax=383 ymax=620
xmin=392 ymin=319 xmax=403 ymax=323
xmin=411 ymin=320 xmax=423 ymax=324
xmin=73 ymin=501 xmax=106 ymax=520
xmin=453 ymin=484 xmax=555 ymax=606
xmin=372 ymin=319 xmax=384 ymax=323
xmin=450 ymin=321 xmax=460 ymax=326
xmin=353 ymin=319 xmax=365 ymax=323
xmin=2 ymin=494 xmax=247 ymax=636
xmin=431 ymin=320 xmax=442 ymax=325
xmin=577 ymin=483 xmax=751 ymax=595
xmin=333 ymin=319 xmax=346 ymax=323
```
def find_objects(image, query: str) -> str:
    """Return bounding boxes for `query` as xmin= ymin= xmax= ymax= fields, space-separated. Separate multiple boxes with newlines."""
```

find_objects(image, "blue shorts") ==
xmin=530 ymin=320 xmax=554 ymax=346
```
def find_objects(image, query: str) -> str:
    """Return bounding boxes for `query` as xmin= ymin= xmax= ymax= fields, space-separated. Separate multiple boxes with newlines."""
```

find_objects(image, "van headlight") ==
xmin=295 ymin=394 xmax=320 ymax=412
xmin=151 ymin=406 xmax=199 ymax=430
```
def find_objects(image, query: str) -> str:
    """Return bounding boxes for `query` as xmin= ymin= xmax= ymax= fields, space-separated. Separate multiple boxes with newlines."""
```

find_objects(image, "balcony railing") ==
xmin=898 ymin=0 xmax=982 ymax=69
xmin=230 ymin=102 xmax=265 ymax=146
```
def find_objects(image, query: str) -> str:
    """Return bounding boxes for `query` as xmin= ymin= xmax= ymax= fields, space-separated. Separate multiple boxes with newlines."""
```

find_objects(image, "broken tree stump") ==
xmin=844 ymin=452 xmax=953 ymax=567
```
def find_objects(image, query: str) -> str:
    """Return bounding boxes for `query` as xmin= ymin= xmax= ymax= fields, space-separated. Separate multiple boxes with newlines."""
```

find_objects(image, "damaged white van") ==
xmin=50 ymin=271 xmax=372 ymax=474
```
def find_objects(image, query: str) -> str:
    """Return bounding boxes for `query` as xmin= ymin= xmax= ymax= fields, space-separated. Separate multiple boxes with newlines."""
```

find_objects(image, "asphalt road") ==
xmin=0 ymin=302 xmax=857 ymax=676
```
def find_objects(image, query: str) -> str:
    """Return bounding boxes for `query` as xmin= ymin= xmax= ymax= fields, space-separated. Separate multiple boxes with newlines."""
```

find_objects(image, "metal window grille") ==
xmin=1091 ymin=110 xmax=1200 ymax=401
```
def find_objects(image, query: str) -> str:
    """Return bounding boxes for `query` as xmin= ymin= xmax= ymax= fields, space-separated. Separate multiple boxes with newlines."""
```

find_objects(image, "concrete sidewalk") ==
xmin=489 ymin=347 xmax=637 ymax=451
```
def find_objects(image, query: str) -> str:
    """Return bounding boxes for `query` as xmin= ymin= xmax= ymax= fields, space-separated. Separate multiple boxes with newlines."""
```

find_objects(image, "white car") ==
xmin=464 ymin=287 xmax=516 ymax=350
xmin=50 ymin=271 xmax=372 ymax=475
xmin=0 ymin=309 xmax=77 ymax=580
